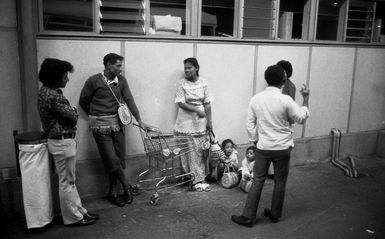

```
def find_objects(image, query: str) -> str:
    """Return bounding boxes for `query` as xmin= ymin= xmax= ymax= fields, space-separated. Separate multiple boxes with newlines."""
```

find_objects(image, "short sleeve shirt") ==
xmin=175 ymin=77 xmax=214 ymax=105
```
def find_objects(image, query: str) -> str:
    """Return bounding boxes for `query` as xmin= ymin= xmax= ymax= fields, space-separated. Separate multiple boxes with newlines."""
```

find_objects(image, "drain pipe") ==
xmin=331 ymin=128 xmax=352 ymax=176
xmin=348 ymin=155 xmax=359 ymax=178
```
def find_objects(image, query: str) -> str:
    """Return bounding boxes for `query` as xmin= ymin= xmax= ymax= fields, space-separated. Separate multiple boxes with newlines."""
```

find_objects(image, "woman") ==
xmin=174 ymin=57 xmax=213 ymax=192
xmin=38 ymin=58 xmax=98 ymax=226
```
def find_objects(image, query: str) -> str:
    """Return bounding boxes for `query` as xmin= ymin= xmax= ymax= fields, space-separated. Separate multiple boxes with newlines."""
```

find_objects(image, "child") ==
xmin=216 ymin=139 xmax=239 ymax=180
xmin=238 ymin=146 xmax=256 ymax=182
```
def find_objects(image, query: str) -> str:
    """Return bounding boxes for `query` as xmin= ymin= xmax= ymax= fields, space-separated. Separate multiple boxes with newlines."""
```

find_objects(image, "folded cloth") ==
xmin=152 ymin=15 xmax=182 ymax=32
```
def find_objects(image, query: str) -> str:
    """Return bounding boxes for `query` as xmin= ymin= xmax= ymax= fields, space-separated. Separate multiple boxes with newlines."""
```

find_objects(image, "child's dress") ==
xmin=238 ymin=157 xmax=254 ymax=180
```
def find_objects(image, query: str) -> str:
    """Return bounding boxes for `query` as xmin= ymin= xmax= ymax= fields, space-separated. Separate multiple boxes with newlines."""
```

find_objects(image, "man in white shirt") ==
xmin=232 ymin=64 xmax=310 ymax=227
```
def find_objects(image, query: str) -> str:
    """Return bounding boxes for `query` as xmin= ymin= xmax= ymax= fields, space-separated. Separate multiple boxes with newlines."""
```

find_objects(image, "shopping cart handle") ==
xmin=133 ymin=122 xmax=160 ymax=132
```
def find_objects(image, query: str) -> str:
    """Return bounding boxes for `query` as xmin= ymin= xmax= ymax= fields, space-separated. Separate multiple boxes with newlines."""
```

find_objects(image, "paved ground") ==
xmin=3 ymin=155 xmax=385 ymax=239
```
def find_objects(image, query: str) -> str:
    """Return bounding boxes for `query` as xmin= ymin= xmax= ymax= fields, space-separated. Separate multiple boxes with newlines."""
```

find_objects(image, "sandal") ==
xmin=193 ymin=183 xmax=203 ymax=192
xmin=201 ymin=183 xmax=210 ymax=192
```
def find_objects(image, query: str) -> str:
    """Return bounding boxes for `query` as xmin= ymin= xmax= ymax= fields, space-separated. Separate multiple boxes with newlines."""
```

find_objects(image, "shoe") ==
xmin=66 ymin=217 xmax=96 ymax=227
xmin=231 ymin=215 xmax=257 ymax=228
xmin=83 ymin=211 xmax=99 ymax=220
xmin=123 ymin=190 xmax=133 ymax=204
xmin=193 ymin=183 xmax=203 ymax=192
xmin=107 ymin=194 xmax=125 ymax=207
xmin=129 ymin=184 xmax=139 ymax=196
xmin=263 ymin=208 xmax=279 ymax=223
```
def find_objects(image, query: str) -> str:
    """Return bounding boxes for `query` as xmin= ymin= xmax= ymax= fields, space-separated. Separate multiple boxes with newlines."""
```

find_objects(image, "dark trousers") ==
xmin=242 ymin=147 xmax=291 ymax=219
xmin=92 ymin=129 xmax=125 ymax=173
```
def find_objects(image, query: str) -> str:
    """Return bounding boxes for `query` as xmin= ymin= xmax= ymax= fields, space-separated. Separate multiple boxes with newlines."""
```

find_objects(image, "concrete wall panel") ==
xmin=349 ymin=48 xmax=385 ymax=132
xmin=197 ymin=43 xmax=255 ymax=144
xmin=305 ymin=47 xmax=355 ymax=137
xmin=124 ymin=42 xmax=193 ymax=154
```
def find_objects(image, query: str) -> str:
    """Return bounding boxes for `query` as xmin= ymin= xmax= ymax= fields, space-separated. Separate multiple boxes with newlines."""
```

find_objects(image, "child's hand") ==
xmin=244 ymin=173 xmax=251 ymax=181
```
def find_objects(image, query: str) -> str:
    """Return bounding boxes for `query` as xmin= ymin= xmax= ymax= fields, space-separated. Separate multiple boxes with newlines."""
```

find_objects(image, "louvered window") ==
xmin=98 ymin=0 xmax=146 ymax=34
xmin=345 ymin=0 xmax=376 ymax=42
xmin=241 ymin=0 xmax=278 ymax=39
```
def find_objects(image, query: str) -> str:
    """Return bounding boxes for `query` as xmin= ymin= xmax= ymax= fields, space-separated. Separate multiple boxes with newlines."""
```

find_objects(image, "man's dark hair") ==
xmin=103 ymin=53 xmax=124 ymax=68
xmin=277 ymin=60 xmax=293 ymax=78
xmin=39 ymin=58 xmax=74 ymax=87
xmin=265 ymin=65 xmax=286 ymax=87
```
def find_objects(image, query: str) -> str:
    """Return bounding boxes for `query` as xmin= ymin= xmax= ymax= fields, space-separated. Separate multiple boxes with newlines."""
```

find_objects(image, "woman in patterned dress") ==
xmin=174 ymin=57 xmax=213 ymax=192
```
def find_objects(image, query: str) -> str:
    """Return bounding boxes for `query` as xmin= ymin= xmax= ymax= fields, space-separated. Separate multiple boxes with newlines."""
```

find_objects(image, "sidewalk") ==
xmin=4 ymin=155 xmax=385 ymax=239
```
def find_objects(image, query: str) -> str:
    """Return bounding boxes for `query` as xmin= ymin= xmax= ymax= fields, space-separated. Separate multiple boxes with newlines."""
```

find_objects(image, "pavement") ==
xmin=3 ymin=155 xmax=385 ymax=239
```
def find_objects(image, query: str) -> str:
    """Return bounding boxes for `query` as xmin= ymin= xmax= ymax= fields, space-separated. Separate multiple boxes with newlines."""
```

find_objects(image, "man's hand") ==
xmin=300 ymin=84 xmax=310 ymax=98
xmin=300 ymin=84 xmax=310 ymax=108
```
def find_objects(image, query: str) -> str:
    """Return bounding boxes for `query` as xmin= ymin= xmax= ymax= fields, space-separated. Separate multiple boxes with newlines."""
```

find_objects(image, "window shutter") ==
xmin=98 ymin=0 xmax=147 ymax=34
xmin=345 ymin=0 xmax=376 ymax=42
xmin=241 ymin=0 xmax=278 ymax=39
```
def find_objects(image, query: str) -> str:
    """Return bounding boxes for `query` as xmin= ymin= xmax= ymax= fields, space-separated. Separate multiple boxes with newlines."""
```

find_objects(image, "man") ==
xmin=264 ymin=60 xmax=297 ymax=179
xmin=278 ymin=60 xmax=296 ymax=101
xmin=79 ymin=53 xmax=147 ymax=207
xmin=38 ymin=58 xmax=98 ymax=226
xmin=231 ymin=64 xmax=310 ymax=227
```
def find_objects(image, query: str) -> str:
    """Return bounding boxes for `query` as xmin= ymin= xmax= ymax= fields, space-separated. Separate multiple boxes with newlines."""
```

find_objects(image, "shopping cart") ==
xmin=134 ymin=123 xmax=197 ymax=205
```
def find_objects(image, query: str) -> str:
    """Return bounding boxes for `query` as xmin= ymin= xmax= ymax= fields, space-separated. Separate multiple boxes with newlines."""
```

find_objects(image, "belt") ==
xmin=49 ymin=132 xmax=76 ymax=140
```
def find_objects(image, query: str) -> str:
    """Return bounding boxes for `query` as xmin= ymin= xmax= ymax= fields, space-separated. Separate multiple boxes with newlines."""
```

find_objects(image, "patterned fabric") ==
xmin=174 ymin=77 xmax=213 ymax=135
xmin=38 ymin=85 xmax=78 ymax=138
xmin=89 ymin=114 xmax=121 ymax=135
xmin=177 ymin=134 xmax=208 ymax=184
xmin=222 ymin=150 xmax=239 ymax=168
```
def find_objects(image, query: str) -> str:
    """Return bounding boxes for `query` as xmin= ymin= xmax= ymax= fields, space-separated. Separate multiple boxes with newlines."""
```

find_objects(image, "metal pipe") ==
xmin=331 ymin=128 xmax=353 ymax=176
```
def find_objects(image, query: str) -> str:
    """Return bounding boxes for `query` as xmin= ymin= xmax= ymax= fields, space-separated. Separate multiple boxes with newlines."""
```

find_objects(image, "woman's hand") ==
xmin=206 ymin=120 xmax=212 ymax=131
xmin=196 ymin=110 xmax=206 ymax=118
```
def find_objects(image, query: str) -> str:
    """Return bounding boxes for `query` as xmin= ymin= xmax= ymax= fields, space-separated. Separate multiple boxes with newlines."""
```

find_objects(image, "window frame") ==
xmin=36 ymin=0 xmax=385 ymax=45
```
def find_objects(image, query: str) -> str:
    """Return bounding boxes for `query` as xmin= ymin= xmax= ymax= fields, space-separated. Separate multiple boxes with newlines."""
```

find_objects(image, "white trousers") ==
xmin=48 ymin=138 xmax=86 ymax=225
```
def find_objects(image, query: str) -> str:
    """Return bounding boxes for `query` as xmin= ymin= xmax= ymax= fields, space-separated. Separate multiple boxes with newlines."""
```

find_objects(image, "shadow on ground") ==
xmin=4 ymin=155 xmax=385 ymax=239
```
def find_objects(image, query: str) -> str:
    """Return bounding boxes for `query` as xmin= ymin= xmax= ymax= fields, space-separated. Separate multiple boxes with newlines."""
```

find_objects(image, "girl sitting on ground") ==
xmin=215 ymin=139 xmax=239 ymax=180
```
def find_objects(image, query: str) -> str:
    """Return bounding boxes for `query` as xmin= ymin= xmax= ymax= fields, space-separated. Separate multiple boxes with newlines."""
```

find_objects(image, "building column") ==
xmin=16 ymin=0 xmax=40 ymax=131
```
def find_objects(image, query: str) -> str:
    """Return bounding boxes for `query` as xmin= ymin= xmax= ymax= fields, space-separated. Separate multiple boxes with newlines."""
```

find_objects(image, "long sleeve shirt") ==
xmin=79 ymin=73 xmax=141 ymax=120
xmin=246 ymin=87 xmax=309 ymax=150
xmin=38 ymin=85 xmax=78 ymax=138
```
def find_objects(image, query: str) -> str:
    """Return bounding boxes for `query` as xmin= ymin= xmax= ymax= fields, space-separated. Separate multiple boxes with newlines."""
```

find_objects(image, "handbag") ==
xmin=220 ymin=165 xmax=239 ymax=189
xmin=239 ymin=178 xmax=252 ymax=193
xmin=106 ymin=82 xmax=133 ymax=125
xmin=208 ymin=130 xmax=226 ymax=162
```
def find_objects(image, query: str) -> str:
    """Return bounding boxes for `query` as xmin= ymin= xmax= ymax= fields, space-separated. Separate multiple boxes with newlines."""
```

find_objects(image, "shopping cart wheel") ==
xmin=150 ymin=192 xmax=159 ymax=206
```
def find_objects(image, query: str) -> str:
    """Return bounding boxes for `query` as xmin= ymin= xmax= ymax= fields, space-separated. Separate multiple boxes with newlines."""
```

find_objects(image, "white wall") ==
xmin=306 ymin=47 xmax=355 ymax=137
xmin=30 ymin=39 xmax=385 ymax=163
xmin=349 ymin=48 xmax=385 ymax=132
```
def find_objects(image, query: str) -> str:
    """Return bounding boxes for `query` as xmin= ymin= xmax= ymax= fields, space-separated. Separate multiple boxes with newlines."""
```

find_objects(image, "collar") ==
xmin=265 ymin=86 xmax=282 ymax=92
xmin=101 ymin=72 xmax=118 ymax=86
